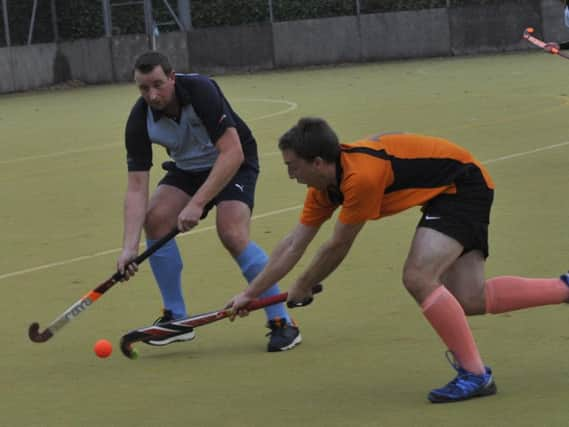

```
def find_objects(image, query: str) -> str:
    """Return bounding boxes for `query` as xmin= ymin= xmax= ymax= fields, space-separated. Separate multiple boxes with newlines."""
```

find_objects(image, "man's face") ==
xmin=282 ymin=149 xmax=326 ymax=189
xmin=134 ymin=66 xmax=175 ymax=110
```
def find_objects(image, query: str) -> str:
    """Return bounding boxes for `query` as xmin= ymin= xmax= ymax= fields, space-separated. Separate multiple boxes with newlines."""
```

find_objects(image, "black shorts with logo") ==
xmin=417 ymin=167 xmax=494 ymax=258
xmin=158 ymin=161 xmax=258 ymax=219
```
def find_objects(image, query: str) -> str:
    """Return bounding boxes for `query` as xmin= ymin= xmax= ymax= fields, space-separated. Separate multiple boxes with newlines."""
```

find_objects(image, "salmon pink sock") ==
xmin=421 ymin=286 xmax=485 ymax=375
xmin=485 ymin=276 xmax=569 ymax=314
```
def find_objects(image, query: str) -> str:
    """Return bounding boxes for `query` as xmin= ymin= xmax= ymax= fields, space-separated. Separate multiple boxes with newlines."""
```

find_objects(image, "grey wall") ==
xmin=450 ymin=2 xmax=542 ymax=55
xmin=188 ymin=23 xmax=274 ymax=73
xmin=156 ymin=31 xmax=190 ymax=73
xmin=360 ymin=9 xmax=450 ymax=60
xmin=541 ymin=0 xmax=569 ymax=42
xmin=10 ymin=43 xmax=57 ymax=92
xmin=273 ymin=16 xmax=360 ymax=67
xmin=58 ymin=38 xmax=114 ymax=83
xmin=0 ymin=48 xmax=15 ymax=93
xmin=111 ymin=34 xmax=150 ymax=82
xmin=0 ymin=0 xmax=567 ymax=94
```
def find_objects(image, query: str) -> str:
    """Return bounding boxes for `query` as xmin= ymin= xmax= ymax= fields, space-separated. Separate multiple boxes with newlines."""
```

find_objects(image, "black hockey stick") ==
xmin=28 ymin=228 xmax=179 ymax=343
xmin=120 ymin=283 xmax=323 ymax=359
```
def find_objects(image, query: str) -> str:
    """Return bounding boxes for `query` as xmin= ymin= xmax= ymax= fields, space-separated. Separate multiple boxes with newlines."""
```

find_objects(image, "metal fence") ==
xmin=1 ymin=0 xmax=538 ymax=47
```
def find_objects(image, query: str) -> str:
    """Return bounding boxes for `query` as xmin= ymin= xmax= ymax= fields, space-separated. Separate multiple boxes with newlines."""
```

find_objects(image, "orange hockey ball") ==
xmin=94 ymin=339 xmax=113 ymax=358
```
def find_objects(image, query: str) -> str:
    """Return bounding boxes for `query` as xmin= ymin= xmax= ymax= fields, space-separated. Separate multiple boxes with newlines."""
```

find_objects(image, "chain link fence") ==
xmin=0 ymin=0 xmax=542 ymax=47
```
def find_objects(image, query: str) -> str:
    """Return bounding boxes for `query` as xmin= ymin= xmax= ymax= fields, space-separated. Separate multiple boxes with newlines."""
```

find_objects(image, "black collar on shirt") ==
xmin=326 ymin=153 xmax=344 ymax=205
xmin=150 ymin=81 xmax=192 ymax=122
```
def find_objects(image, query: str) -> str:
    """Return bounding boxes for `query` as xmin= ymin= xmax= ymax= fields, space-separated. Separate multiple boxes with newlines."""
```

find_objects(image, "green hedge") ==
xmin=0 ymin=0 xmax=545 ymax=46
xmin=56 ymin=0 xmax=105 ymax=41
xmin=2 ymin=0 xmax=54 ymax=45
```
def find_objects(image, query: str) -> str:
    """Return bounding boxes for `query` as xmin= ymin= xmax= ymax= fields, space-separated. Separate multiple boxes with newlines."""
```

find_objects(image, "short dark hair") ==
xmin=278 ymin=117 xmax=340 ymax=163
xmin=134 ymin=51 xmax=173 ymax=75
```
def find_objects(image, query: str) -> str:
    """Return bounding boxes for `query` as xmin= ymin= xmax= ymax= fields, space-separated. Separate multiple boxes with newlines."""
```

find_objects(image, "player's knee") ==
xmin=144 ymin=208 xmax=175 ymax=239
xmin=217 ymin=225 xmax=248 ymax=256
xmin=402 ymin=267 xmax=426 ymax=299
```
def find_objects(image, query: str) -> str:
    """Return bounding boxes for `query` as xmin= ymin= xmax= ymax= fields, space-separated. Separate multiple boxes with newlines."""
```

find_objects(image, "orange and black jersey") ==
xmin=300 ymin=133 xmax=495 ymax=226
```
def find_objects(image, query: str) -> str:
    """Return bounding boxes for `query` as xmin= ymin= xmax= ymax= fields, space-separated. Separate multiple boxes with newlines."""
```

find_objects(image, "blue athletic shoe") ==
xmin=428 ymin=352 xmax=497 ymax=403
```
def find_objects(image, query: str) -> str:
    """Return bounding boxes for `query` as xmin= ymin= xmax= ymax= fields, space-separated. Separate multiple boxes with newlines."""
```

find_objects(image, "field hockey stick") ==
xmin=28 ymin=228 xmax=180 ymax=343
xmin=523 ymin=27 xmax=569 ymax=60
xmin=120 ymin=283 xmax=323 ymax=359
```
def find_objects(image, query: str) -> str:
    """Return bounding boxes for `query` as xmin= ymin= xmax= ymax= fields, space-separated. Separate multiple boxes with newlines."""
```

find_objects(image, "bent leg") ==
xmin=442 ymin=250 xmax=569 ymax=314
xmin=404 ymin=227 xmax=485 ymax=375
xmin=441 ymin=250 xmax=486 ymax=315
xmin=440 ymin=245 xmax=569 ymax=315
xmin=217 ymin=200 xmax=291 ymax=323
xmin=484 ymin=276 xmax=569 ymax=314
xmin=145 ymin=185 xmax=190 ymax=319
xmin=403 ymin=227 xmax=464 ymax=303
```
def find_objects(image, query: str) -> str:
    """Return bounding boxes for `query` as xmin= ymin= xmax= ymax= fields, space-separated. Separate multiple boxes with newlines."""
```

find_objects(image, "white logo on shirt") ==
xmin=425 ymin=215 xmax=441 ymax=220
xmin=235 ymin=183 xmax=245 ymax=192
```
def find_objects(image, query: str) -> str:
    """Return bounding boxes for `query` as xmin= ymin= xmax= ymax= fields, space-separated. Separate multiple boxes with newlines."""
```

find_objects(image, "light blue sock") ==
xmin=147 ymin=237 xmax=186 ymax=319
xmin=236 ymin=241 xmax=291 ymax=324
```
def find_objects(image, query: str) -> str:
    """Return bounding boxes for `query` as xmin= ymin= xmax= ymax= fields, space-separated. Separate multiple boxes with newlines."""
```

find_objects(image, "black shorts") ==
xmin=158 ymin=161 xmax=258 ymax=219
xmin=417 ymin=167 xmax=494 ymax=258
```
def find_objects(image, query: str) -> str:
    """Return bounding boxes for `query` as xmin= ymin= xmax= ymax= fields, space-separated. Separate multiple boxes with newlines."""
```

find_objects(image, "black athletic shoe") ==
xmin=143 ymin=309 xmax=196 ymax=347
xmin=152 ymin=308 xmax=175 ymax=325
xmin=266 ymin=318 xmax=302 ymax=352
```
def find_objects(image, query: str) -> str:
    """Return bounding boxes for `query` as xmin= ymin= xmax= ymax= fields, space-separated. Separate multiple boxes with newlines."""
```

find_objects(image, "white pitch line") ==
xmin=1 ymin=98 xmax=298 ymax=165
xmin=0 ymin=143 xmax=119 ymax=165
xmin=481 ymin=141 xmax=569 ymax=164
xmin=242 ymin=99 xmax=298 ymax=122
xmin=0 ymin=205 xmax=302 ymax=281
xmin=0 ymin=140 xmax=567 ymax=281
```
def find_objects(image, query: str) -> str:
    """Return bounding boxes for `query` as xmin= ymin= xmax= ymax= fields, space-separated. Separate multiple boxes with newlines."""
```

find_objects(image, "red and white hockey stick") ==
xmin=523 ymin=27 xmax=569 ymax=60
xmin=119 ymin=284 xmax=323 ymax=359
